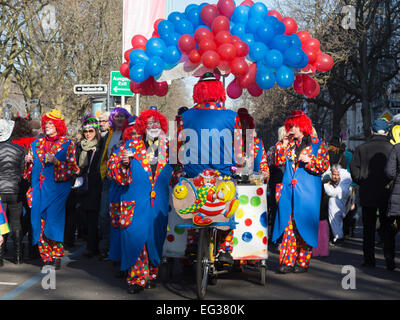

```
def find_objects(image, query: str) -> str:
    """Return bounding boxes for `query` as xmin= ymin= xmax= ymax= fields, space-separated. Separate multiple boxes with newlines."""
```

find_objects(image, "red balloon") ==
xmin=217 ymin=0 xmax=235 ymax=18
xmin=130 ymin=81 xmax=142 ymax=94
xmin=120 ymin=62 xmax=130 ymax=78
xmin=217 ymin=43 xmax=237 ymax=61
xmin=315 ymin=54 xmax=334 ymax=72
xmin=303 ymin=38 xmax=321 ymax=51
xmin=240 ymin=0 xmax=254 ymax=6
xmin=131 ymin=35 xmax=147 ymax=50
xmin=212 ymin=16 xmax=231 ymax=34
xmin=248 ymin=82 xmax=263 ymax=97
xmin=231 ymin=35 xmax=241 ymax=43
xmin=293 ymin=75 xmax=304 ymax=94
xmin=201 ymin=50 xmax=221 ymax=69
xmin=227 ymin=78 xmax=243 ymax=99
xmin=199 ymin=38 xmax=217 ymax=54
xmin=230 ymin=57 xmax=249 ymax=77
xmin=124 ymin=48 xmax=134 ymax=61
xmin=218 ymin=60 xmax=231 ymax=73
xmin=238 ymin=62 xmax=257 ymax=88
xmin=282 ymin=17 xmax=298 ymax=35
xmin=267 ymin=10 xmax=282 ymax=21
xmin=303 ymin=75 xmax=317 ymax=97
xmin=303 ymin=47 xmax=319 ymax=64
xmin=200 ymin=4 xmax=220 ymax=28
xmin=155 ymin=81 xmax=168 ymax=97
xmin=194 ymin=28 xmax=214 ymax=43
xmin=233 ymin=40 xmax=249 ymax=57
xmin=152 ymin=31 xmax=159 ymax=38
xmin=189 ymin=49 xmax=201 ymax=64
xmin=178 ymin=34 xmax=196 ymax=54
xmin=309 ymin=81 xmax=320 ymax=98
xmin=154 ymin=19 xmax=164 ymax=32
xmin=215 ymin=31 xmax=232 ymax=46
xmin=296 ymin=31 xmax=311 ymax=44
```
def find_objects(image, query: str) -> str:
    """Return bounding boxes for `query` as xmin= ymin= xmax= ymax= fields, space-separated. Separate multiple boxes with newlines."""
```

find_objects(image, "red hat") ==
xmin=284 ymin=110 xmax=313 ymax=136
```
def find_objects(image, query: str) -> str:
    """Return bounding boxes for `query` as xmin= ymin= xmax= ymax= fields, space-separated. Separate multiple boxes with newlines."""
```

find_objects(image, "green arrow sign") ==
xmin=110 ymin=71 xmax=134 ymax=96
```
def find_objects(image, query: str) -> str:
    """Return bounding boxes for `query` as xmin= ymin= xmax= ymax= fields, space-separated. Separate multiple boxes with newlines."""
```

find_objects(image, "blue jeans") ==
xmin=98 ymin=178 xmax=111 ymax=251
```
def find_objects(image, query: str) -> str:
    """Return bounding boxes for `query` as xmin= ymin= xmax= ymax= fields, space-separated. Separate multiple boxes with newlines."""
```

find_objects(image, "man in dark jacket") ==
xmin=350 ymin=119 xmax=393 ymax=269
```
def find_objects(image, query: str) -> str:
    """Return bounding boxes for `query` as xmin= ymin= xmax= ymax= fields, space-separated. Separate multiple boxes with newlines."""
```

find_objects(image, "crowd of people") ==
xmin=0 ymin=73 xmax=399 ymax=297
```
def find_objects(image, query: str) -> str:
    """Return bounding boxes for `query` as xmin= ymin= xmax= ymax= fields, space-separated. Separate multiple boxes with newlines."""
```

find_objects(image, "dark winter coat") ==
xmin=74 ymin=139 xmax=103 ymax=212
xmin=0 ymin=139 xmax=25 ymax=194
xmin=350 ymin=135 xmax=392 ymax=208
xmin=385 ymin=143 xmax=400 ymax=216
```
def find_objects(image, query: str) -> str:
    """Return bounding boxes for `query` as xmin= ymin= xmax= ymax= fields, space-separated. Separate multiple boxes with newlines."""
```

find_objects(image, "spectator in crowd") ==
xmin=384 ymin=141 xmax=400 ymax=271
xmin=24 ymin=109 xmax=78 ymax=270
xmin=98 ymin=107 xmax=131 ymax=261
xmin=0 ymin=119 xmax=25 ymax=264
xmin=350 ymin=119 xmax=393 ymax=269
xmin=324 ymin=164 xmax=353 ymax=244
xmin=98 ymin=111 xmax=110 ymax=138
xmin=328 ymin=136 xmax=347 ymax=169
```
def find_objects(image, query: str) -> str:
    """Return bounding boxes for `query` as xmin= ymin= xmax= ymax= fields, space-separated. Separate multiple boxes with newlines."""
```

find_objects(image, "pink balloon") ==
xmin=248 ymin=83 xmax=263 ymax=97
xmin=120 ymin=62 xmax=130 ymax=78
xmin=131 ymin=35 xmax=147 ymax=50
xmin=267 ymin=10 xmax=282 ymax=21
xmin=227 ymin=78 xmax=243 ymax=99
xmin=217 ymin=0 xmax=235 ymax=18
xmin=240 ymin=0 xmax=254 ymax=6
xmin=201 ymin=4 xmax=220 ymax=28
xmin=282 ymin=17 xmax=298 ymax=35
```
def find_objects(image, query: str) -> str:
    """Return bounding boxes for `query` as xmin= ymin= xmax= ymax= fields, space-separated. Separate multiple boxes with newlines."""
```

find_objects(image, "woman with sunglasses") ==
xmin=70 ymin=115 xmax=103 ymax=258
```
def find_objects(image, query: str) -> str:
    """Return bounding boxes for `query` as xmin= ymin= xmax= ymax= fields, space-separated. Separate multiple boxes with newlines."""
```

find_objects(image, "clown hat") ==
xmin=81 ymin=114 xmax=99 ymax=131
xmin=198 ymin=72 xmax=217 ymax=82
xmin=46 ymin=108 xmax=64 ymax=121
xmin=128 ymin=115 xmax=138 ymax=127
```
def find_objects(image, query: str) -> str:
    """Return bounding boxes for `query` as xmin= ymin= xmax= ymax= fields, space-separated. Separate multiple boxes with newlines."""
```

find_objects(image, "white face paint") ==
xmin=45 ymin=121 xmax=57 ymax=137
xmin=146 ymin=128 xmax=161 ymax=140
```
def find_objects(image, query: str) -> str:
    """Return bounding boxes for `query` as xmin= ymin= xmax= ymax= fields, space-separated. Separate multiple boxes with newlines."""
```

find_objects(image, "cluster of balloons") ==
xmin=129 ymin=76 xmax=168 ymax=97
xmin=120 ymin=0 xmax=334 ymax=99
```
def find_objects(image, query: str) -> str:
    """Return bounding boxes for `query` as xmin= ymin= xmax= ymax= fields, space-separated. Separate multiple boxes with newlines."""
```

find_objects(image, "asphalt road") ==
xmin=0 ymin=225 xmax=399 ymax=301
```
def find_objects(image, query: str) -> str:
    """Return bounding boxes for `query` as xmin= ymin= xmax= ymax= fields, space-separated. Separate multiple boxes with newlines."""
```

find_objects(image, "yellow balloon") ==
xmin=216 ymin=181 xmax=236 ymax=202
xmin=173 ymin=184 xmax=188 ymax=200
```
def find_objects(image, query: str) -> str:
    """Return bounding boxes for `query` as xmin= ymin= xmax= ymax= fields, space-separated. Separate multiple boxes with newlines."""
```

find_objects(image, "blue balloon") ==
xmin=256 ymin=23 xmax=276 ymax=45
xmin=146 ymin=38 xmax=167 ymax=57
xmin=157 ymin=20 xmax=175 ymax=38
xmin=129 ymin=63 xmax=148 ymax=83
xmin=187 ymin=7 xmax=201 ymax=27
xmin=276 ymin=65 xmax=295 ymax=88
xmin=249 ymin=42 xmax=268 ymax=62
xmin=231 ymin=23 xmax=246 ymax=37
xmin=242 ymin=33 xmax=255 ymax=46
xmin=249 ymin=2 xmax=268 ymax=19
xmin=270 ymin=34 xmax=291 ymax=52
xmin=274 ymin=20 xmax=286 ymax=35
xmin=145 ymin=56 xmax=165 ymax=77
xmin=264 ymin=49 xmax=283 ymax=68
xmin=256 ymin=67 xmax=276 ymax=90
xmin=297 ymin=51 xmax=309 ymax=69
xmin=246 ymin=17 xmax=264 ymax=34
xmin=283 ymin=47 xmax=304 ymax=68
xmin=265 ymin=16 xmax=279 ymax=25
xmin=288 ymin=34 xmax=302 ymax=48
xmin=174 ymin=19 xmax=194 ymax=34
xmin=164 ymin=46 xmax=182 ymax=65
xmin=232 ymin=5 xmax=250 ymax=24
xmin=168 ymin=11 xmax=184 ymax=24
xmin=163 ymin=32 xmax=179 ymax=46
xmin=184 ymin=4 xmax=198 ymax=16
xmin=129 ymin=49 xmax=149 ymax=65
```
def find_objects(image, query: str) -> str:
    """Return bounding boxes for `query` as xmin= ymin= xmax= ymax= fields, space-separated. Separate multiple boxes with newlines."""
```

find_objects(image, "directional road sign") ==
xmin=74 ymin=84 xmax=107 ymax=95
xmin=110 ymin=71 xmax=134 ymax=96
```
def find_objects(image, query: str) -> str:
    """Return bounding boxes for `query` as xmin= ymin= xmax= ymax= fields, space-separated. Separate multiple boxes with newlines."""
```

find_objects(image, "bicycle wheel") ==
xmin=196 ymin=228 xmax=210 ymax=300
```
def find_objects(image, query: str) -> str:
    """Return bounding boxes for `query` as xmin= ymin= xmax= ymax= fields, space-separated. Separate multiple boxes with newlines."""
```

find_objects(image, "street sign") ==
xmin=74 ymin=84 xmax=107 ymax=95
xmin=110 ymin=71 xmax=134 ymax=96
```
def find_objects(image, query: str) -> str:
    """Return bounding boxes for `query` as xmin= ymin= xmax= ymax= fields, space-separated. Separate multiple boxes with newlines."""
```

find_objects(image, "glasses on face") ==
xmin=99 ymin=120 xmax=108 ymax=123
xmin=84 ymin=129 xmax=95 ymax=134
xmin=147 ymin=121 xmax=161 ymax=128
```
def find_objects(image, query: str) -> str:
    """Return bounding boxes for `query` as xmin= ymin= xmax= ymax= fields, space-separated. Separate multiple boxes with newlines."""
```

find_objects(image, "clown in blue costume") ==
xmin=272 ymin=110 xmax=329 ymax=274
xmin=23 ymin=109 xmax=78 ymax=269
xmin=107 ymin=109 xmax=173 ymax=294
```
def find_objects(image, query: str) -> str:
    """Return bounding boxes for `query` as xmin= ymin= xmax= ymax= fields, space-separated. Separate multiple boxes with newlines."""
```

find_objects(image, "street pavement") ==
xmin=0 ymin=225 xmax=399 ymax=301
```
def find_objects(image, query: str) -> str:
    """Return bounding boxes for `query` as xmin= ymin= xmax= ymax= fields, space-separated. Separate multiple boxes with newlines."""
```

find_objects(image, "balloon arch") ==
xmin=120 ymin=0 xmax=334 ymax=99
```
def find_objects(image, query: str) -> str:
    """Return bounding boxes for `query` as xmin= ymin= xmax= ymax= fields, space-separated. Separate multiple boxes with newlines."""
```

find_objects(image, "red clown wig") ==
xmin=134 ymin=109 xmax=168 ymax=136
xmin=284 ymin=110 xmax=313 ymax=136
xmin=41 ymin=109 xmax=67 ymax=137
xmin=193 ymin=73 xmax=226 ymax=104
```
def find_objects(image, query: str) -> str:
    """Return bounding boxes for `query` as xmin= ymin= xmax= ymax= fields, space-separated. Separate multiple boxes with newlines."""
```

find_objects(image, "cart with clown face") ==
xmin=162 ymin=169 xmax=268 ymax=300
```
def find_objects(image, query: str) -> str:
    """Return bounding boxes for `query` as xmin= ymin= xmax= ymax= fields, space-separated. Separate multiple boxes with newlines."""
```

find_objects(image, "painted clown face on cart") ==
xmin=146 ymin=116 xmax=162 ymax=140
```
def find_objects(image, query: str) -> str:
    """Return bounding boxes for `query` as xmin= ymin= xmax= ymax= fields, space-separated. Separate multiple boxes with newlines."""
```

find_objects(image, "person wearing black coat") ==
xmin=350 ymin=119 xmax=394 ymax=269
xmin=384 ymin=143 xmax=400 ymax=270
xmin=0 ymin=119 xmax=25 ymax=265
xmin=64 ymin=115 xmax=103 ymax=257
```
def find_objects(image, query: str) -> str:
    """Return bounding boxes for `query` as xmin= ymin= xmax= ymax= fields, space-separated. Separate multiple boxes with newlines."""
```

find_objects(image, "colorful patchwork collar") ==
xmin=194 ymin=102 xmax=226 ymax=110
